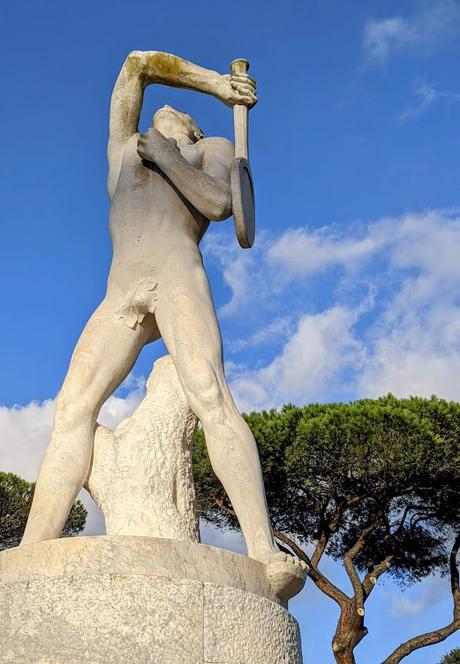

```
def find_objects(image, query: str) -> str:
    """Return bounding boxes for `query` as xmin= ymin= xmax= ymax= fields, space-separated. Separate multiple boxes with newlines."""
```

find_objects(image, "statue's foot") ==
xmin=251 ymin=543 xmax=308 ymax=602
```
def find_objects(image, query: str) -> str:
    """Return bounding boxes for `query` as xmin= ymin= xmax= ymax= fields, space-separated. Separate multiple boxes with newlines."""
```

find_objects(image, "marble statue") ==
xmin=20 ymin=50 xmax=305 ymax=580
xmin=0 ymin=51 xmax=311 ymax=662
xmin=23 ymin=51 xmax=306 ymax=565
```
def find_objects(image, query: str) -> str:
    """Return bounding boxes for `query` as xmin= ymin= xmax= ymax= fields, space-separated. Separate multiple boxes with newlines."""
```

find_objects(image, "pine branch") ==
xmin=363 ymin=556 xmax=394 ymax=600
xmin=272 ymin=529 xmax=309 ymax=563
xmin=272 ymin=528 xmax=349 ymax=609
xmin=311 ymin=500 xmax=344 ymax=567
xmin=380 ymin=533 xmax=460 ymax=664
xmin=311 ymin=530 xmax=329 ymax=567
xmin=213 ymin=496 xmax=345 ymax=607
xmin=214 ymin=497 xmax=236 ymax=518
xmin=342 ymin=519 xmax=379 ymax=608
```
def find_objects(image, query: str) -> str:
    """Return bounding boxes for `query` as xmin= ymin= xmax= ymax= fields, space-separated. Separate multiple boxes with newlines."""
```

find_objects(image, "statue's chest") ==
xmin=115 ymin=136 xmax=202 ymax=213
xmin=122 ymin=135 xmax=201 ymax=176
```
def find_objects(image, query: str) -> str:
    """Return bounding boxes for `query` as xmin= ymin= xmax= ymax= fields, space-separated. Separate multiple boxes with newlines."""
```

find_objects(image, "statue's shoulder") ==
xmin=199 ymin=137 xmax=234 ymax=161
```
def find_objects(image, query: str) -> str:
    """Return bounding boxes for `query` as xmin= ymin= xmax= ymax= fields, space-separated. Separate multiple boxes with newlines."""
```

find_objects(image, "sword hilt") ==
xmin=230 ymin=59 xmax=250 ymax=160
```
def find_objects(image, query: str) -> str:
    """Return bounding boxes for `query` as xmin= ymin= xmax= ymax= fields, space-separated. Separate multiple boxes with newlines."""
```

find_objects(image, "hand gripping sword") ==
xmin=230 ymin=58 xmax=255 ymax=249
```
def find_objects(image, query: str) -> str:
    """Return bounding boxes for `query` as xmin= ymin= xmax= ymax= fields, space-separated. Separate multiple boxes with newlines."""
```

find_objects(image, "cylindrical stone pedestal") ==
xmin=0 ymin=536 xmax=303 ymax=663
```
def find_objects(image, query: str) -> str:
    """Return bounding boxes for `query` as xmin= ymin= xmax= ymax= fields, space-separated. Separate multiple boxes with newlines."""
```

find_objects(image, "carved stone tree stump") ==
xmin=0 ymin=355 xmax=304 ymax=663
xmin=86 ymin=354 xmax=200 ymax=542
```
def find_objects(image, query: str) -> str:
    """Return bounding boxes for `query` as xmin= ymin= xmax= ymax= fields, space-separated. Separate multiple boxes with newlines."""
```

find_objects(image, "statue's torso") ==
xmin=108 ymin=134 xmax=211 ymax=285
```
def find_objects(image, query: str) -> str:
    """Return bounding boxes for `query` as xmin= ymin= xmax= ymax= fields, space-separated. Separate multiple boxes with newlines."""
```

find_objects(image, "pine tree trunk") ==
xmin=332 ymin=600 xmax=368 ymax=664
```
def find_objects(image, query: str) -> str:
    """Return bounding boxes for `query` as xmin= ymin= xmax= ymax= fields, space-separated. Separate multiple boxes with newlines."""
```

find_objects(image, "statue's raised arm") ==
xmin=107 ymin=51 xmax=256 ymax=198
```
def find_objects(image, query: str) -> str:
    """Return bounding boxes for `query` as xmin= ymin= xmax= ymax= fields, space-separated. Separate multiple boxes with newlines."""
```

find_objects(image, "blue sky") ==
xmin=1 ymin=0 xmax=459 ymax=661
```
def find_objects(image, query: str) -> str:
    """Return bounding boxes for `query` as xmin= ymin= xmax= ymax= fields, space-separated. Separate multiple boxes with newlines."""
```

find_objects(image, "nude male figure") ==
xmin=22 ymin=51 xmax=305 ymax=571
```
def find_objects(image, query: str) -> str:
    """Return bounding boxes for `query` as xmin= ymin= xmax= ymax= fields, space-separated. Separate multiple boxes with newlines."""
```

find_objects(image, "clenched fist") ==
xmin=217 ymin=72 xmax=257 ymax=109
xmin=137 ymin=127 xmax=178 ymax=164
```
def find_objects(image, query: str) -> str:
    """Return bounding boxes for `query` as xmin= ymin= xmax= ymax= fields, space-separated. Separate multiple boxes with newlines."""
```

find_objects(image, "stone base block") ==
xmin=0 ymin=537 xmax=303 ymax=663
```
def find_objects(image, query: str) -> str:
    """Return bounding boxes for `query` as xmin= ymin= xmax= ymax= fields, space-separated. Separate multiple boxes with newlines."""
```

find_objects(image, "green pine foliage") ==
xmin=440 ymin=648 xmax=460 ymax=664
xmin=0 ymin=472 xmax=87 ymax=549
xmin=194 ymin=395 xmax=459 ymax=585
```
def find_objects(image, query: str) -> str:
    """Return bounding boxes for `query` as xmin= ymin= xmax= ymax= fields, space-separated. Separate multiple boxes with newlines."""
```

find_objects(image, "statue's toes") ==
xmin=265 ymin=556 xmax=308 ymax=602
xmin=271 ymin=551 xmax=288 ymax=563
xmin=289 ymin=555 xmax=308 ymax=570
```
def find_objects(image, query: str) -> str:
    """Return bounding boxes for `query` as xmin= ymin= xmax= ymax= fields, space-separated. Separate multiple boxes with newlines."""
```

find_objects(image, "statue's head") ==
xmin=152 ymin=105 xmax=204 ymax=143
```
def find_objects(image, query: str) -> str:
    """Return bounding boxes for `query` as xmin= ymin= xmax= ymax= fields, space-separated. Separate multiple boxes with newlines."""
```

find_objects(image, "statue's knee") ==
xmin=54 ymin=393 xmax=96 ymax=429
xmin=187 ymin=369 xmax=225 ymax=422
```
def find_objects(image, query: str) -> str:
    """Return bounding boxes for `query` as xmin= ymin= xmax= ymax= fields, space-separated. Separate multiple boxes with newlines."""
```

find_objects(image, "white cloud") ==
xmin=399 ymin=81 xmax=440 ymax=121
xmin=0 ymin=399 xmax=55 ymax=481
xmin=266 ymin=226 xmax=384 ymax=279
xmin=364 ymin=16 xmax=408 ymax=65
xmin=357 ymin=211 xmax=460 ymax=400
xmin=204 ymin=232 xmax=257 ymax=317
xmin=206 ymin=223 xmax=384 ymax=321
xmin=388 ymin=575 xmax=447 ymax=617
xmin=230 ymin=306 xmax=363 ymax=412
xmin=0 ymin=374 xmax=145 ymax=535
xmin=211 ymin=209 xmax=460 ymax=408
xmin=0 ymin=375 xmax=145 ymax=481
xmin=399 ymin=80 xmax=460 ymax=121
xmin=227 ymin=316 xmax=294 ymax=353
xmin=363 ymin=0 xmax=460 ymax=65
xmin=97 ymin=379 xmax=145 ymax=429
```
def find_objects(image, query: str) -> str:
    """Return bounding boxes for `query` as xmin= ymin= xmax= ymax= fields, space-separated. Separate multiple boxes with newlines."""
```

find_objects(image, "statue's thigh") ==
xmin=61 ymin=300 xmax=153 ymax=406
xmin=155 ymin=280 xmax=224 ymax=379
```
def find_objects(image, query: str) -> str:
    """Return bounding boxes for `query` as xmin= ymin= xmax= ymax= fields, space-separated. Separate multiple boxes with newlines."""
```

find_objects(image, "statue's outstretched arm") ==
xmin=107 ymin=51 xmax=253 ymax=198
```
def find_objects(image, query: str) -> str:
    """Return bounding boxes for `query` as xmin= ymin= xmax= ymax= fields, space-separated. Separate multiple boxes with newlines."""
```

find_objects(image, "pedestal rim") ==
xmin=0 ymin=535 xmax=283 ymax=606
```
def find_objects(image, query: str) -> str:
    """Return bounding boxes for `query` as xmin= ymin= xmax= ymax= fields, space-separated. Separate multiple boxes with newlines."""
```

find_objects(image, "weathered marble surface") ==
xmin=0 ymin=537 xmax=303 ymax=664
xmin=83 ymin=354 xmax=306 ymax=603
xmin=14 ymin=50 xmax=308 ymax=661
xmin=86 ymin=355 xmax=199 ymax=541
xmin=22 ymin=49 xmax=307 ymax=603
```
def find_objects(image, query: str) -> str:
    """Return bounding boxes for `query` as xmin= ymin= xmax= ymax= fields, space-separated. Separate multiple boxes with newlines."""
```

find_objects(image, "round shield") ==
xmin=231 ymin=157 xmax=255 ymax=249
